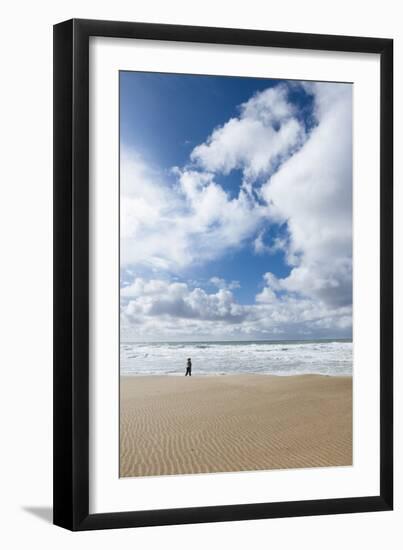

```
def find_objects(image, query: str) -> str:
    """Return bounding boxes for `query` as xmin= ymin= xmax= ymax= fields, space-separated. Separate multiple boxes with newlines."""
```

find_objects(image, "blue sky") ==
xmin=119 ymin=72 xmax=352 ymax=341
xmin=120 ymin=72 xmax=315 ymax=171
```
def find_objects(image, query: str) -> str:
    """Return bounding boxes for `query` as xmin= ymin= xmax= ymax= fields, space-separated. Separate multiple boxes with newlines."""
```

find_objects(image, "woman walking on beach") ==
xmin=185 ymin=357 xmax=192 ymax=376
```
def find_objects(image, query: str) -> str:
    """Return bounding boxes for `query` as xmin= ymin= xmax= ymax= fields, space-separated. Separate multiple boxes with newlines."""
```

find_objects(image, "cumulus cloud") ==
xmin=253 ymin=229 xmax=288 ymax=256
xmin=190 ymin=85 xmax=306 ymax=183
xmin=120 ymin=80 xmax=352 ymax=339
xmin=121 ymin=276 xmax=352 ymax=340
xmin=209 ymin=277 xmax=240 ymax=290
xmin=260 ymin=82 xmax=352 ymax=307
xmin=121 ymin=153 xmax=266 ymax=272
xmin=121 ymin=277 xmax=246 ymax=324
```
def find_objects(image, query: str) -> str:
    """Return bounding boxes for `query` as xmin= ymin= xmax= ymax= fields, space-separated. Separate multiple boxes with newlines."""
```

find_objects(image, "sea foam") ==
xmin=120 ymin=339 xmax=352 ymax=376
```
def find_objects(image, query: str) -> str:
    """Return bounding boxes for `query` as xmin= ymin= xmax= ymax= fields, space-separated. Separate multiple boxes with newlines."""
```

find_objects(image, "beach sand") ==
xmin=120 ymin=374 xmax=352 ymax=477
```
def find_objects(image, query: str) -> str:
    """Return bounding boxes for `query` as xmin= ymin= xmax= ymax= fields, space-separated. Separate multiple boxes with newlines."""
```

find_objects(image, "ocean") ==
xmin=120 ymin=339 xmax=352 ymax=377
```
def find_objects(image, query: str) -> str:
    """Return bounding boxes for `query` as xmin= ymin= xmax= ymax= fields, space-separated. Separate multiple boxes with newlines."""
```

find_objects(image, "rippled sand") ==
xmin=120 ymin=374 xmax=352 ymax=477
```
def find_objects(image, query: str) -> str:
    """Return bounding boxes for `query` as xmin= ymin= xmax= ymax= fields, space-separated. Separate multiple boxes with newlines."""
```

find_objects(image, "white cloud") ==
xmin=260 ymin=82 xmax=352 ymax=307
xmin=120 ymin=152 xmax=183 ymax=270
xmin=121 ymin=154 xmax=267 ymax=272
xmin=209 ymin=277 xmax=240 ymax=290
xmin=121 ymin=276 xmax=352 ymax=340
xmin=190 ymin=85 xmax=306 ymax=183
xmin=121 ymin=277 xmax=246 ymax=324
xmin=253 ymin=229 xmax=288 ymax=256
xmin=120 ymin=81 xmax=352 ymax=339
xmin=120 ymin=83 xmax=313 ymax=274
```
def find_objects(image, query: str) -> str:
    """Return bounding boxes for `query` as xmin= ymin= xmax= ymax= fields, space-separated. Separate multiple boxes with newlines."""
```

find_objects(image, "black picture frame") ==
xmin=53 ymin=18 xmax=393 ymax=531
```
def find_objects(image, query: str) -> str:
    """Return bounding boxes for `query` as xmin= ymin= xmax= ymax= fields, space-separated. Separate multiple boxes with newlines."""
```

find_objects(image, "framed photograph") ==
xmin=53 ymin=19 xmax=393 ymax=530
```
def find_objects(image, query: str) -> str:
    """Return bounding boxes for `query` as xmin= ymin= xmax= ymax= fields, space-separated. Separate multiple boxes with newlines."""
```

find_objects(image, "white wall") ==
xmin=0 ymin=1 xmax=400 ymax=548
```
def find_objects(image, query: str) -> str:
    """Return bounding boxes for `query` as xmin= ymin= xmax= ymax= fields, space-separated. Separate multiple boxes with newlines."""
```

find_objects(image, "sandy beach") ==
xmin=120 ymin=374 xmax=352 ymax=477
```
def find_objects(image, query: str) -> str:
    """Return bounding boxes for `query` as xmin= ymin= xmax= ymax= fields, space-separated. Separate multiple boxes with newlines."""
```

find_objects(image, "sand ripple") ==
xmin=120 ymin=374 xmax=352 ymax=477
